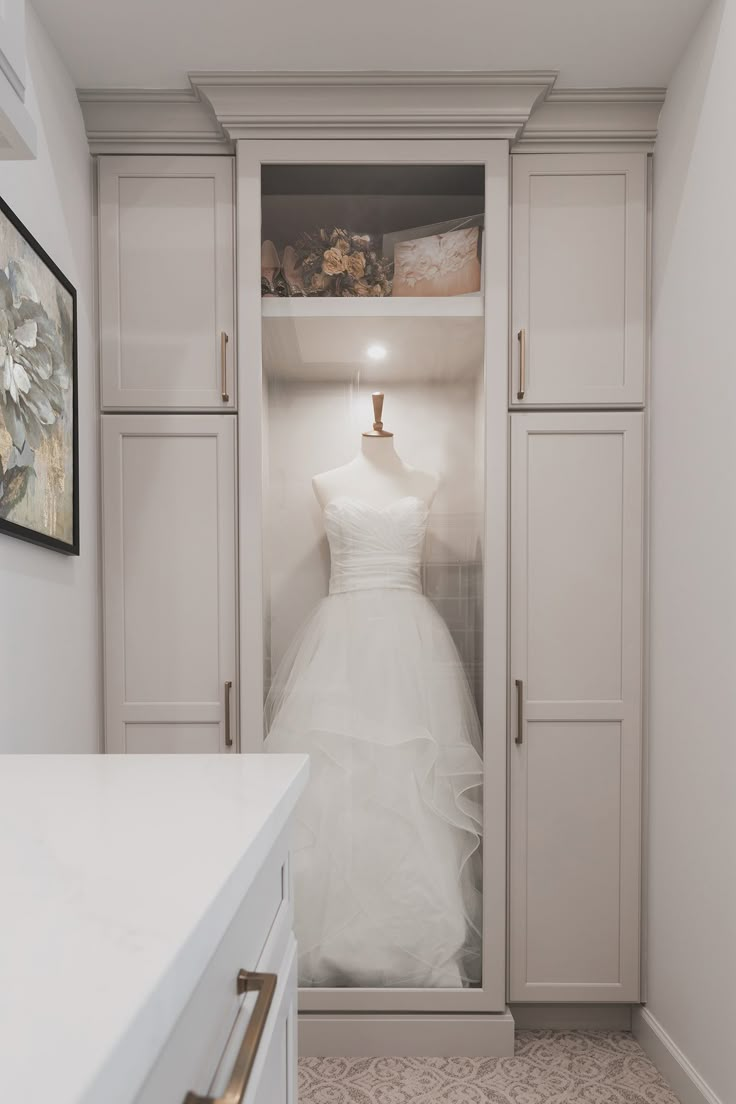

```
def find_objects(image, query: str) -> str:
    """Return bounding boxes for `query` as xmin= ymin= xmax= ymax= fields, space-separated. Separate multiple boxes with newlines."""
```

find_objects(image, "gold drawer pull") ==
xmin=221 ymin=331 xmax=230 ymax=403
xmin=184 ymin=970 xmax=277 ymax=1104
xmin=517 ymin=328 xmax=526 ymax=401
xmin=224 ymin=680 xmax=233 ymax=748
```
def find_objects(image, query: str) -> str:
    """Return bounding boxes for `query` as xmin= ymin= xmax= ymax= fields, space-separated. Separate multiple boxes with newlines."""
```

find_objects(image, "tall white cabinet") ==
xmin=508 ymin=413 xmax=644 ymax=1001
xmin=508 ymin=149 xmax=648 ymax=1003
xmin=98 ymin=155 xmax=239 ymax=756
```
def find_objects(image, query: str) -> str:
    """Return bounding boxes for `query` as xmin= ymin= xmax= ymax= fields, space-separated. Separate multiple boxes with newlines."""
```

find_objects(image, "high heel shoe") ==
xmin=260 ymin=239 xmax=280 ymax=295
xmin=272 ymin=267 xmax=289 ymax=297
xmin=282 ymin=245 xmax=305 ymax=296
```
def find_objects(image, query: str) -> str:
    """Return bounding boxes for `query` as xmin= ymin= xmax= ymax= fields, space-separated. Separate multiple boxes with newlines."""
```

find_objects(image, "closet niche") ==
xmin=259 ymin=163 xmax=487 ymax=994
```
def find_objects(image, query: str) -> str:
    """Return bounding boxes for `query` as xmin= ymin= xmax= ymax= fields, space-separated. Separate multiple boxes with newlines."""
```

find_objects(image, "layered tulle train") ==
xmin=265 ymin=587 xmax=483 ymax=987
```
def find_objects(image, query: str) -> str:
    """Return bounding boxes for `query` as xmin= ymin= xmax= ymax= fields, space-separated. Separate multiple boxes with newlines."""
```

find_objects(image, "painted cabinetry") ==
xmin=93 ymin=114 xmax=651 ymax=1036
xmin=98 ymin=155 xmax=239 ymax=756
xmin=511 ymin=153 xmax=647 ymax=407
xmin=509 ymin=412 xmax=644 ymax=1001
xmin=98 ymin=156 xmax=236 ymax=410
xmin=134 ymin=824 xmax=298 ymax=1104
xmin=101 ymin=414 xmax=238 ymax=753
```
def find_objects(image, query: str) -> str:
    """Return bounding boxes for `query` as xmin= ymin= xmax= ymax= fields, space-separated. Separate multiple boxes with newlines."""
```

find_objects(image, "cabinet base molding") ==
xmin=511 ymin=1004 xmax=633 ymax=1031
xmin=298 ymin=1010 xmax=515 ymax=1057
xmin=632 ymin=1008 xmax=723 ymax=1104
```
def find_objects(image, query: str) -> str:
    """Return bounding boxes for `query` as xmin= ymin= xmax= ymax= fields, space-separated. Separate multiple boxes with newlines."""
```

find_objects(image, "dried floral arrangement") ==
xmin=283 ymin=228 xmax=393 ymax=297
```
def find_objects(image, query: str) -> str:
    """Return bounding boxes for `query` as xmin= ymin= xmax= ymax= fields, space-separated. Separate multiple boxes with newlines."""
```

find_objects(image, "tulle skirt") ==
xmin=265 ymin=587 xmax=483 ymax=988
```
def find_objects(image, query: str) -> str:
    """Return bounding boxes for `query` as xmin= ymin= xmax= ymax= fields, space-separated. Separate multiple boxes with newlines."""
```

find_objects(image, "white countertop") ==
xmin=0 ymin=753 xmax=309 ymax=1104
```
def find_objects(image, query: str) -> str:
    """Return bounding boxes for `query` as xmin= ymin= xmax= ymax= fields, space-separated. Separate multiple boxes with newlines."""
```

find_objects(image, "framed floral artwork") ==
xmin=0 ymin=195 xmax=78 ymax=554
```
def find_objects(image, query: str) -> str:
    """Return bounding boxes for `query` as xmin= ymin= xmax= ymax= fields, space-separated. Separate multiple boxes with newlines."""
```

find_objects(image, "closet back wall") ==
xmin=0 ymin=7 xmax=99 ymax=753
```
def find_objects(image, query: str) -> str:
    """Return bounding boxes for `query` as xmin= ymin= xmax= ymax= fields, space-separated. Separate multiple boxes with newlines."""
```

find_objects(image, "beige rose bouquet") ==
xmin=288 ymin=227 xmax=392 ymax=297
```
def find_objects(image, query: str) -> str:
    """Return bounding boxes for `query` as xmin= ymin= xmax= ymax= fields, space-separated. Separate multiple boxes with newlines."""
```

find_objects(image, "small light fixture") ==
xmin=366 ymin=343 xmax=387 ymax=361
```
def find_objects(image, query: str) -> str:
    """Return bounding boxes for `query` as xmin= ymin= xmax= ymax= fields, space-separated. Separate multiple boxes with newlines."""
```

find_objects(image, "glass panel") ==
xmin=261 ymin=164 xmax=484 ymax=299
xmin=261 ymin=163 xmax=485 ymax=990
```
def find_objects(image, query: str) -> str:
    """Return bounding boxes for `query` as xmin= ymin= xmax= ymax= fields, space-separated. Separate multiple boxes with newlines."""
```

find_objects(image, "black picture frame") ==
xmin=0 ymin=193 xmax=79 ymax=555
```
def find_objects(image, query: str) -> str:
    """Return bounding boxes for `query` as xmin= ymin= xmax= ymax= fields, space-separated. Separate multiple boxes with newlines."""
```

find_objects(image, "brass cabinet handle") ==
xmin=221 ymin=331 xmax=230 ymax=403
xmin=183 ymin=971 xmax=277 ymax=1104
xmin=515 ymin=678 xmax=524 ymax=745
xmin=517 ymin=329 xmax=526 ymax=400
xmin=224 ymin=680 xmax=233 ymax=747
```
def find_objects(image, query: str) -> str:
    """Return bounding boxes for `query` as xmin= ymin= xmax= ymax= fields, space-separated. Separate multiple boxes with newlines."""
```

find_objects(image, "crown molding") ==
xmin=513 ymin=87 xmax=666 ymax=152
xmin=190 ymin=70 xmax=557 ymax=140
xmin=77 ymin=86 xmax=232 ymax=154
xmin=77 ymin=75 xmax=666 ymax=154
xmin=189 ymin=69 xmax=559 ymax=87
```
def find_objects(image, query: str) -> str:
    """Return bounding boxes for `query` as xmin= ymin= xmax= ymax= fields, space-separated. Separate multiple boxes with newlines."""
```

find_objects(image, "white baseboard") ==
xmin=299 ymin=1010 xmax=515 ymax=1057
xmin=632 ymin=1007 xmax=723 ymax=1104
xmin=511 ymin=1003 xmax=632 ymax=1031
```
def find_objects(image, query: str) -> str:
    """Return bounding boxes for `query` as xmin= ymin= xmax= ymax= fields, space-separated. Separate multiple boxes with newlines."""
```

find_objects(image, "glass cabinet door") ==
xmin=238 ymin=144 xmax=509 ymax=1012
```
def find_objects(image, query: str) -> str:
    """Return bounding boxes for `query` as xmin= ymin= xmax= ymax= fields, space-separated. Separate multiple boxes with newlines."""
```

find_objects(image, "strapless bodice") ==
xmin=324 ymin=496 xmax=429 ymax=595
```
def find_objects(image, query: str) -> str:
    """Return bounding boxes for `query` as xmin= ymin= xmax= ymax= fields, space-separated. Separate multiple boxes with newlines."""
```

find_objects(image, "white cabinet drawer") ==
xmin=134 ymin=833 xmax=291 ymax=1104
xmin=208 ymin=935 xmax=297 ymax=1104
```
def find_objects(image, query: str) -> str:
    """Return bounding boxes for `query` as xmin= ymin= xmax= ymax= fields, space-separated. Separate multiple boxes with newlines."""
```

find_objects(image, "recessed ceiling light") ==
xmin=366 ymin=343 xmax=387 ymax=361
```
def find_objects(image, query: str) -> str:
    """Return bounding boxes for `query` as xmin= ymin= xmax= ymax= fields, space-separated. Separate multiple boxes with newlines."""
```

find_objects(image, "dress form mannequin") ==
xmin=268 ymin=391 xmax=483 ymax=988
xmin=312 ymin=393 xmax=439 ymax=509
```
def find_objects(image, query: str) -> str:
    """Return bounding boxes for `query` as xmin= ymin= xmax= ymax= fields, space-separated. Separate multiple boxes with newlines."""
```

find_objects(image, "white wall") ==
xmin=0 ymin=5 xmax=99 ymax=752
xmin=647 ymin=2 xmax=736 ymax=1101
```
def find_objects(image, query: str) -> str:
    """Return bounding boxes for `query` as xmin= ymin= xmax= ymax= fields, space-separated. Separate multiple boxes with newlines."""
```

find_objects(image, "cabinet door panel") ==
xmin=121 ymin=429 xmax=222 ymax=702
xmin=124 ymin=724 xmax=221 ymax=754
xmin=509 ymin=413 xmax=643 ymax=1001
xmin=526 ymin=430 xmax=624 ymax=702
xmin=512 ymin=154 xmax=647 ymax=406
xmin=525 ymin=720 xmax=623 ymax=985
xmin=99 ymin=156 xmax=235 ymax=409
xmin=102 ymin=414 xmax=237 ymax=752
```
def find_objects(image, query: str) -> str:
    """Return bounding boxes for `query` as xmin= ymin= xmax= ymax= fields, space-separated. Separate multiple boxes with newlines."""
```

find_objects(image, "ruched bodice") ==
xmin=324 ymin=496 xmax=428 ymax=595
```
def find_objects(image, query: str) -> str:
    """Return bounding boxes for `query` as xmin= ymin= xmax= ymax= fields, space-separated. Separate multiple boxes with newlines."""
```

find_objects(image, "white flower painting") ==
xmin=0 ymin=199 xmax=77 ymax=554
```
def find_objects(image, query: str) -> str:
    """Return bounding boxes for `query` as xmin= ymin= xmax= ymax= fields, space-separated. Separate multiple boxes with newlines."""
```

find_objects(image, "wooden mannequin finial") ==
xmin=362 ymin=392 xmax=394 ymax=438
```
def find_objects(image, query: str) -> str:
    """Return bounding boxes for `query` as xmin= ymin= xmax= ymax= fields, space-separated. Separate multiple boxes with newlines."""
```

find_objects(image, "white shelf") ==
xmin=261 ymin=295 xmax=483 ymax=320
xmin=262 ymin=296 xmax=484 ymax=384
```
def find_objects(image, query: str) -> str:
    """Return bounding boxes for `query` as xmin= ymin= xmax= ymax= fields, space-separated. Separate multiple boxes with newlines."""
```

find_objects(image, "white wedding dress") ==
xmin=265 ymin=495 xmax=483 ymax=988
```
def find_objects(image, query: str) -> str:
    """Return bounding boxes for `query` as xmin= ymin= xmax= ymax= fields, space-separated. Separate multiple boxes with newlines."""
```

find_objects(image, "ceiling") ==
xmin=33 ymin=0 xmax=708 ymax=91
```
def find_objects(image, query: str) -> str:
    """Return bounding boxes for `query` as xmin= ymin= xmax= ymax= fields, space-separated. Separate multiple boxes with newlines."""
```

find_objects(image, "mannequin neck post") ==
xmin=359 ymin=434 xmax=403 ymax=470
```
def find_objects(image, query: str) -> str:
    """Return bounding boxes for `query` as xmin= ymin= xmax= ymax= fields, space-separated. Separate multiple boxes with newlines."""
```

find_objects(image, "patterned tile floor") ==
xmin=299 ymin=1031 xmax=681 ymax=1103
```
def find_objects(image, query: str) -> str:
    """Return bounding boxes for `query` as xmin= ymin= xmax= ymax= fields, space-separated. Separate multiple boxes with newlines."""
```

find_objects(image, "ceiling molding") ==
xmin=78 ymin=86 xmax=232 ymax=154
xmin=513 ymin=87 xmax=666 ymax=152
xmin=543 ymin=87 xmax=667 ymax=102
xmin=77 ymin=75 xmax=666 ymax=153
xmin=189 ymin=69 xmax=560 ymax=87
xmin=190 ymin=70 xmax=558 ymax=141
